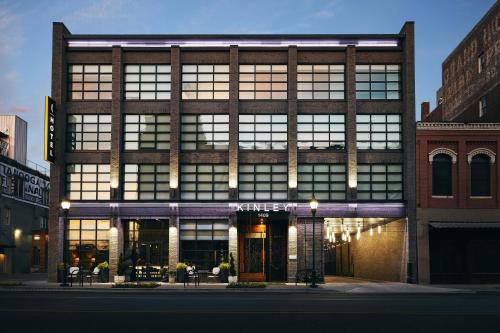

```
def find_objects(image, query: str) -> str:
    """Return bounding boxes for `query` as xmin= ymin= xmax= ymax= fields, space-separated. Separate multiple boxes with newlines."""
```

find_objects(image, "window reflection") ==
xmin=239 ymin=65 xmax=287 ymax=100
xmin=239 ymin=114 xmax=287 ymax=150
xmin=181 ymin=114 xmax=229 ymax=151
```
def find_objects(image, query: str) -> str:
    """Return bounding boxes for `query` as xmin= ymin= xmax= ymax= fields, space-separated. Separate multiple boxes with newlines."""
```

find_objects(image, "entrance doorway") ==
xmin=238 ymin=212 xmax=288 ymax=282
xmin=124 ymin=219 xmax=169 ymax=269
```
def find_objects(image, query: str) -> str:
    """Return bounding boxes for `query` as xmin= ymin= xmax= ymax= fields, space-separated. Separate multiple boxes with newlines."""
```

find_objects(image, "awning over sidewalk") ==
xmin=430 ymin=222 xmax=500 ymax=229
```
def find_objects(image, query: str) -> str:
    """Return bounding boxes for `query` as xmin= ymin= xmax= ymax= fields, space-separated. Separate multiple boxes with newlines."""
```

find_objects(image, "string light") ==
xmin=370 ymin=226 xmax=373 ymax=236
xmin=377 ymin=224 xmax=382 ymax=234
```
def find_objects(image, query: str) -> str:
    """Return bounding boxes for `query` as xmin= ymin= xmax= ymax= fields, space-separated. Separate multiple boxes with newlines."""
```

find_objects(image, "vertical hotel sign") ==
xmin=44 ymin=96 xmax=56 ymax=163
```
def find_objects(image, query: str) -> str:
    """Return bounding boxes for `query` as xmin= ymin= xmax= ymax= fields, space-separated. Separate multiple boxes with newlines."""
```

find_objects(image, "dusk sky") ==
xmin=0 ymin=0 xmax=495 ymax=169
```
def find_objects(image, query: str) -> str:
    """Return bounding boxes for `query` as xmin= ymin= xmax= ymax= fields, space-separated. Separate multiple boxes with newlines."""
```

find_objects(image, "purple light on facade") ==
xmin=67 ymin=38 xmax=399 ymax=48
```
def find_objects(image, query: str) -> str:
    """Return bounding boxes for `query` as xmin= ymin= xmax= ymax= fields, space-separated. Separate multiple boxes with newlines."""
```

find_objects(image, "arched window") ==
xmin=432 ymin=154 xmax=452 ymax=196
xmin=471 ymin=154 xmax=491 ymax=196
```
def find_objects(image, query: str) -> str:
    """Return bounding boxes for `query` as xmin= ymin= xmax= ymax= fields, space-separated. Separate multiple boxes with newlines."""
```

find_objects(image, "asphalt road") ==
xmin=1 ymin=289 xmax=500 ymax=333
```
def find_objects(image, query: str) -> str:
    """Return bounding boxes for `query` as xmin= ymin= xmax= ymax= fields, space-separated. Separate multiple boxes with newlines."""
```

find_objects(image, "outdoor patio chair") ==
xmin=68 ymin=267 xmax=79 ymax=287
xmin=186 ymin=266 xmax=200 ymax=287
xmin=84 ymin=267 xmax=100 ymax=286
xmin=207 ymin=267 xmax=220 ymax=283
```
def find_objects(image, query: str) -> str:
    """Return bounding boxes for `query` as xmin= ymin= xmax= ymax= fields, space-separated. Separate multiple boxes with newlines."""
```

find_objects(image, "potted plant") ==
xmin=228 ymin=253 xmax=237 ymax=283
xmin=219 ymin=262 xmax=230 ymax=283
xmin=176 ymin=262 xmax=187 ymax=283
xmin=168 ymin=270 xmax=176 ymax=284
xmin=97 ymin=261 xmax=109 ymax=283
xmin=114 ymin=254 xmax=127 ymax=284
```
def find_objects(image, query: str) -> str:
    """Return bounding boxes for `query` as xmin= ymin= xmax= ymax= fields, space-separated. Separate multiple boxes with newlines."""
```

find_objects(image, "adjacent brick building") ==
xmin=418 ymin=1 xmax=500 ymax=284
xmin=423 ymin=1 xmax=500 ymax=122
xmin=48 ymin=22 xmax=416 ymax=283
xmin=0 ymin=116 xmax=50 ymax=274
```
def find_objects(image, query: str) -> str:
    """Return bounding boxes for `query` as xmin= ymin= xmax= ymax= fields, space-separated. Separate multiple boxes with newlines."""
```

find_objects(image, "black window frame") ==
xmin=238 ymin=164 xmax=288 ymax=200
xmin=356 ymin=114 xmax=402 ymax=150
xmin=238 ymin=114 xmax=288 ymax=150
xmin=67 ymin=114 xmax=112 ymax=151
xmin=297 ymin=64 xmax=345 ymax=100
xmin=297 ymin=164 xmax=347 ymax=201
xmin=123 ymin=114 xmax=171 ymax=151
xmin=432 ymin=154 xmax=453 ymax=197
xmin=355 ymin=64 xmax=401 ymax=100
xmin=180 ymin=164 xmax=229 ymax=201
xmin=181 ymin=114 xmax=229 ymax=151
xmin=357 ymin=164 xmax=403 ymax=200
xmin=124 ymin=64 xmax=171 ymax=100
xmin=68 ymin=64 xmax=112 ymax=101
xmin=470 ymin=154 xmax=491 ymax=197
xmin=297 ymin=114 xmax=345 ymax=150
xmin=123 ymin=164 xmax=170 ymax=201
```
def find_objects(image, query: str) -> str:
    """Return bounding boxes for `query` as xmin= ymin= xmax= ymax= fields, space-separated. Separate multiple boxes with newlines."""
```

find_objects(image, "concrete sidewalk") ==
xmin=0 ymin=273 xmax=494 ymax=293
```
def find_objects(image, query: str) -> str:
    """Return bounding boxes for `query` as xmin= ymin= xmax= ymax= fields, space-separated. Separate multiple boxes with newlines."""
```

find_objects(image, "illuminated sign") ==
xmin=44 ymin=96 xmax=56 ymax=163
xmin=230 ymin=202 xmax=297 ymax=212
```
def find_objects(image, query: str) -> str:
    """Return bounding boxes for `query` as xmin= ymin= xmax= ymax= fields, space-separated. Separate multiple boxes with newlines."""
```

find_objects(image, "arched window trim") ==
xmin=467 ymin=148 xmax=496 ymax=165
xmin=429 ymin=148 xmax=457 ymax=164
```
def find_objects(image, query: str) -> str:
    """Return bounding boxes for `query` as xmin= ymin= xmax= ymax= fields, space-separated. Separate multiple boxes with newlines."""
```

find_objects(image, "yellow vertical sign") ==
xmin=44 ymin=96 xmax=56 ymax=163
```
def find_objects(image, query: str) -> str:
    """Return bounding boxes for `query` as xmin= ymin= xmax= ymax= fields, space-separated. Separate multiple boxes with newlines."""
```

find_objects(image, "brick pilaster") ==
xmin=288 ymin=46 xmax=298 ymax=200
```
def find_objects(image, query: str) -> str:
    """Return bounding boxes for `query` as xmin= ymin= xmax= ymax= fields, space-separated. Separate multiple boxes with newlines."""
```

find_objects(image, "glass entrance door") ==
xmin=239 ymin=224 xmax=266 ymax=281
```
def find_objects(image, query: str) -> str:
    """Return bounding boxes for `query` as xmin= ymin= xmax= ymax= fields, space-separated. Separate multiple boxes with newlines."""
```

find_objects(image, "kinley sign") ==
xmin=229 ymin=202 xmax=297 ymax=212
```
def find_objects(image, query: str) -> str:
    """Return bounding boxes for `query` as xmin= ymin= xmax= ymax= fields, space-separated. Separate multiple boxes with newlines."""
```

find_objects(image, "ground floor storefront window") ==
xmin=124 ymin=219 xmax=169 ymax=269
xmin=179 ymin=219 xmax=228 ymax=270
xmin=68 ymin=219 xmax=110 ymax=269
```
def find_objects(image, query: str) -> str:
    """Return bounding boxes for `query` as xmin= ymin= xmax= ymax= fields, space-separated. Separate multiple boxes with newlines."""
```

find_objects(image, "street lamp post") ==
xmin=60 ymin=199 xmax=71 ymax=287
xmin=309 ymin=196 xmax=318 ymax=288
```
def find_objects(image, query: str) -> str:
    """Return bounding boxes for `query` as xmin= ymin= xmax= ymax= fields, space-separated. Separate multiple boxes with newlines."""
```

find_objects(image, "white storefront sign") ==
xmin=229 ymin=202 xmax=297 ymax=212
xmin=0 ymin=162 xmax=50 ymax=205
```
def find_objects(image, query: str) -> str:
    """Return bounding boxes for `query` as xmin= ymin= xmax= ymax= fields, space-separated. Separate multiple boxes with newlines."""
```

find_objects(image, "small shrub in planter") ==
xmin=112 ymin=282 xmax=160 ymax=288
xmin=226 ymin=282 xmax=266 ymax=288
xmin=97 ymin=261 xmax=109 ymax=283
xmin=176 ymin=262 xmax=187 ymax=282
xmin=228 ymin=253 xmax=237 ymax=283
xmin=219 ymin=262 xmax=230 ymax=283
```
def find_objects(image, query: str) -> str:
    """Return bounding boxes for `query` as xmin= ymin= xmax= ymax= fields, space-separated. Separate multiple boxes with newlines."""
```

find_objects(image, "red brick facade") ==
xmin=417 ymin=123 xmax=500 ymax=209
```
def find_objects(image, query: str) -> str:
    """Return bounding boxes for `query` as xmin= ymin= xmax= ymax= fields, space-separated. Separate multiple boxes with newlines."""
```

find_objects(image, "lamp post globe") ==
xmin=309 ymin=196 xmax=318 ymax=288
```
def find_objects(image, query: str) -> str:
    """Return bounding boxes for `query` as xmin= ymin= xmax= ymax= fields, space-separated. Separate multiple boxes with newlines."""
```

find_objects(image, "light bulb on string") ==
xmin=370 ymin=226 xmax=373 ymax=236
xmin=377 ymin=224 xmax=382 ymax=234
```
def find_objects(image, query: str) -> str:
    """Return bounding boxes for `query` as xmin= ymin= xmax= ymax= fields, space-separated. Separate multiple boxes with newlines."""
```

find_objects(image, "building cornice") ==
xmin=417 ymin=122 xmax=500 ymax=131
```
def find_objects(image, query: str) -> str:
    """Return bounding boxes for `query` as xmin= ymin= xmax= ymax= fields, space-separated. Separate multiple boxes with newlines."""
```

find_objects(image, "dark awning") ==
xmin=430 ymin=222 xmax=500 ymax=229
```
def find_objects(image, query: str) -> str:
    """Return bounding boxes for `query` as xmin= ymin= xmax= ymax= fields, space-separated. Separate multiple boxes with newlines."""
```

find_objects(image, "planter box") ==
xmin=176 ymin=270 xmax=185 ymax=283
xmin=228 ymin=276 xmax=238 ymax=283
xmin=114 ymin=276 xmax=125 ymax=284
xmin=100 ymin=269 xmax=109 ymax=283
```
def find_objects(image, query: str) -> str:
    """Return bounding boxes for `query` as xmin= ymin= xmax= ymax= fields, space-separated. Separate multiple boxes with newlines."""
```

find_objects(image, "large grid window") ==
xmin=239 ymin=65 xmax=287 ymax=100
xmin=239 ymin=164 xmax=287 ymax=200
xmin=297 ymin=64 xmax=345 ymax=100
xmin=180 ymin=220 xmax=228 ymax=270
xmin=66 ymin=164 xmax=110 ymax=201
xmin=68 ymin=219 xmax=109 ymax=269
xmin=69 ymin=64 xmax=112 ymax=100
xmin=357 ymin=164 xmax=403 ymax=200
xmin=67 ymin=115 xmax=111 ymax=151
xmin=356 ymin=64 xmax=401 ymax=100
xmin=123 ymin=164 xmax=170 ymax=200
xmin=356 ymin=114 xmax=402 ymax=150
xmin=239 ymin=114 xmax=287 ymax=150
xmin=297 ymin=114 xmax=345 ymax=150
xmin=124 ymin=64 xmax=171 ymax=100
xmin=181 ymin=115 xmax=229 ymax=151
xmin=180 ymin=164 xmax=229 ymax=200
xmin=124 ymin=114 xmax=170 ymax=150
xmin=182 ymin=65 xmax=229 ymax=100
xmin=298 ymin=164 xmax=346 ymax=200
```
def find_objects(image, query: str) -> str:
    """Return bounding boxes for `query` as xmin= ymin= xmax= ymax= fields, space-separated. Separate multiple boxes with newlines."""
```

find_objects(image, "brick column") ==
xmin=168 ymin=216 xmax=179 ymax=270
xmin=229 ymin=46 xmax=239 ymax=199
xmin=110 ymin=46 xmax=123 ymax=199
xmin=288 ymin=46 xmax=298 ymax=199
xmin=170 ymin=46 xmax=181 ymax=199
xmin=457 ymin=139 xmax=467 ymax=208
xmin=48 ymin=23 xmax=70 ymax=282
xmin=108 ymin=220 xmax=119 ymax=278
xmin=401 ymin=22 xmax=417 ymax=283
xmin=287 ymin=214 xmax=298 ymax=282
xmin=346 ymin=45 xmax=358 ymax=200
xmin=228 ymin=213 xmax=238 ymax=276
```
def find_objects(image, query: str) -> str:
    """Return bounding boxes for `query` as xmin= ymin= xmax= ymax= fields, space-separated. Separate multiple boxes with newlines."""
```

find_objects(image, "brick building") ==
xmin=416 ymin=120 xmax=500 ymax=283
xmin=423 ymin=1 xmax=500 ymax=122
xmin=0 ymin=116 xmax=50 ymax=274
xmin=47 ymin=22 xmax=416 ymax=283
xmin=418 ymin=1 xmax=500 ymax=284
